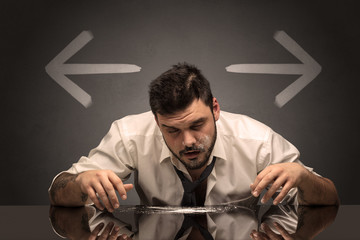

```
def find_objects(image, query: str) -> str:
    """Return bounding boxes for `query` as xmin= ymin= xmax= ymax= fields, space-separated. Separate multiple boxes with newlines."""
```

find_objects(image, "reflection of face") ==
xmin=156 ymin=98 xmax=220 ymax=170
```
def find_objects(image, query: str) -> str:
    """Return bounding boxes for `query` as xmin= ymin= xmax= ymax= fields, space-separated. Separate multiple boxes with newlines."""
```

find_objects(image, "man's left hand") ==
xmin=250 ymin=162 xmax=308 ymax=205
xmin=250 ymin=222 xmax=294 ymax=240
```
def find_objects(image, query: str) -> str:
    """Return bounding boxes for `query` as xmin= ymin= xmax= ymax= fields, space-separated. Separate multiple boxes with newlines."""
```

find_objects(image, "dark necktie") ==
xmin=174 ymin=157 xmax=216 ymax=207
xmin=174 ymin=214 xmax=214 ymax=240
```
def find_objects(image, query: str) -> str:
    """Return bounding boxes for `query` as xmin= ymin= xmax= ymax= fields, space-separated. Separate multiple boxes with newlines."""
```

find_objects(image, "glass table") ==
xmin=0 ymin=204 xmax=359 ymax=239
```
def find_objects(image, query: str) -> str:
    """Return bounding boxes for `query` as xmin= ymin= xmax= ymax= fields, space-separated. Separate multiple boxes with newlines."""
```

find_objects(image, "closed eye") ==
xmin=167 ymin=128 xmax=179 ymax=134
xmin=190 ymin=124 xmax=203 ymax=130
xmin=190 ymin=118 xmax=206 ymax=130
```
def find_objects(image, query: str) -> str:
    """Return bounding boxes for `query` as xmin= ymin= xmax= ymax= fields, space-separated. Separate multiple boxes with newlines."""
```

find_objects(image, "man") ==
xmin=49 ymin=63 xmax=339 ymax=212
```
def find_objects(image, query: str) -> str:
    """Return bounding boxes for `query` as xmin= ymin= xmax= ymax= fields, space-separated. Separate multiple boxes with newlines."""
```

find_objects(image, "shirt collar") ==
xmin=159 ymin=137 xmax=172 ymax=163
xmin=209 ymin=131 xmax=227 ymax=162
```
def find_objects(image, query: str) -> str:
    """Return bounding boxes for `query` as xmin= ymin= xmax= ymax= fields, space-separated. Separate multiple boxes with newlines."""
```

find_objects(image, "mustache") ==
xmin=179 ymin=145 xmax=205 ymax=156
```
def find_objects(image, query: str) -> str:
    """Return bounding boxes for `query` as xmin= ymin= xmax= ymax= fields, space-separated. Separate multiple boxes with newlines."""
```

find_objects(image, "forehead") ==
xmin=157 ymin=99 xmax=211 ymax=126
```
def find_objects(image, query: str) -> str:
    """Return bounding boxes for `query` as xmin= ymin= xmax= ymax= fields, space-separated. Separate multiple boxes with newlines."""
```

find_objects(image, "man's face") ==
xmin=156 ymin=98 xmax=220 ymax=170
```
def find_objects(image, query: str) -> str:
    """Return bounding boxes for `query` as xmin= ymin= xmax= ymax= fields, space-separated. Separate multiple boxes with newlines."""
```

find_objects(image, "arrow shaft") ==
xmin=226 ymin=64 xmax=306 ymax=75
xmin=61 ymin=64 xmax=141 ymax=75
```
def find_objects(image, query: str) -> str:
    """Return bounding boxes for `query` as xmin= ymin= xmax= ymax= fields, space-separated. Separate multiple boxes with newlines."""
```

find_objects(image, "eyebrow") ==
xmin=161 ymin=124 xmax=177 ymax=129
xmin=161 ymin=117 xmax=207 ymax=129
xmin=191 ymin=117 xmax=207 ymax=125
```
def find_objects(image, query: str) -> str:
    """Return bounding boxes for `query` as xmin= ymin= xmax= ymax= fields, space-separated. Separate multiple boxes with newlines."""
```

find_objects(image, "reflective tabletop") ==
xmin=1 ymin=204 xmax=359 ymax=239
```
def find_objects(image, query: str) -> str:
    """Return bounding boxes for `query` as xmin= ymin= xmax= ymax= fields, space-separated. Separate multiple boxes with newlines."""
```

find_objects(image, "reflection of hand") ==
xmin=89 ymin=222 xmax=133 ymax=240
xmin=76 ymin=170 xmax=133 ymax=212
xmin=250 ymin=162 xmax=307 ymax=204
xmin=250 ymin=222 xmax=294 ymax=240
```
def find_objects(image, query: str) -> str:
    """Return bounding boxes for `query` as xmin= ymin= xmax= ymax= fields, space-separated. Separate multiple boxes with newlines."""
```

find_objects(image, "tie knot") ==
xmin=174 ymin=157 xmax=217 ymax=206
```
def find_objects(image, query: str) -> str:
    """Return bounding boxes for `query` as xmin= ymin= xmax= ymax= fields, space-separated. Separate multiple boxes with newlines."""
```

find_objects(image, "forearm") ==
xmin=294 ymin=205 xmax=338 ymax=239
xmin=49 ymin=172 xmax=89 ymax=206
xmin=297 ymin=171 xmax=339 ymax=205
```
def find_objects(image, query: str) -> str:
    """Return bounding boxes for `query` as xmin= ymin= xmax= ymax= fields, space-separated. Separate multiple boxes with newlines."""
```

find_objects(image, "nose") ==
xmin=182 ymin=130 xmax=196 ymax=147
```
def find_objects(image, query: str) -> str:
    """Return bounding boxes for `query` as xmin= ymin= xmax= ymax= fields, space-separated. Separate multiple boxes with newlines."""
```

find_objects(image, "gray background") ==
xmin=1 ymin=0 xmax=358 ymax=205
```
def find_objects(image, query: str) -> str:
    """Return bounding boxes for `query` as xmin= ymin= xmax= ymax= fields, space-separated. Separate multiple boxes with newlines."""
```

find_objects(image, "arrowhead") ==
xmin=45 ymin=31 xmax=141 ymax=108
xmin=273 ymin=31 xmax=322 ymax=107
xmin=45 ymin=62 xmax=93 ymax=108
xmin=45 ymin=31 xmax=94 ymax=108
xmin=226 ymin=31 xmax=322 ymax=108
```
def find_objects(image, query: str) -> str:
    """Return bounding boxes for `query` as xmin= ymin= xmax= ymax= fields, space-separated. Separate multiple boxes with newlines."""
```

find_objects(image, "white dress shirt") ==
xmin=51 ymin=111 xmax=314 ymax=205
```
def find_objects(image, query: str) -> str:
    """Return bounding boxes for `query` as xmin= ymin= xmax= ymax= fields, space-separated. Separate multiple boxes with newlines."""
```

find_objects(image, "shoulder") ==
xmin=112 ymin=111 xmax=161 ymax=137
xmin=217 ymin=111 xmax=271 ymax=141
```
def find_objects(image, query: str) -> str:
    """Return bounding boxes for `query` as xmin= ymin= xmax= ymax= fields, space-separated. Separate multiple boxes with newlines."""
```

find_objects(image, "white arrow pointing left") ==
xmin=45 ymin=31 xmax=141 ymax=108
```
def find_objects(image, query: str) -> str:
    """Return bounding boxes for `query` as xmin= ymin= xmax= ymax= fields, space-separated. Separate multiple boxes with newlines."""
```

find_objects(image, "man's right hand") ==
xmin=75 ymin=170 xmax=133 ymax=212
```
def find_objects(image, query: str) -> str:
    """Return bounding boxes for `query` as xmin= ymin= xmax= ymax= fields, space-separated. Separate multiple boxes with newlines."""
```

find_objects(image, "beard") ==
xmin=164 ymin=121 xmax=217 ymax=170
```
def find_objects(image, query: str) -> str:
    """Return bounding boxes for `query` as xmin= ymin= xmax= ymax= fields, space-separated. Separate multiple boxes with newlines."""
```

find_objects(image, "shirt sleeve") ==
xmin=257 ymin=129 xmax=300 ymax=171
xmin=50 ymin=120 xmax=137 ymax=188
xmin=257 ymin=129 xmax=319 ymax=204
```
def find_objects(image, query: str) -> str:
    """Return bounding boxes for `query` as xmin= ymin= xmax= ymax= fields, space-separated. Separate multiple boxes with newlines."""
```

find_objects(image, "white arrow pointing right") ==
xmin=226 ymin=31 xmax=322 ymax=108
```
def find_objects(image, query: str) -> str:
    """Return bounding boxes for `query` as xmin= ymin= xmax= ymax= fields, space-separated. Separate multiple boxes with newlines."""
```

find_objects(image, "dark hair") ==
xmin=149 ymin=63 xmax=213 ymax=116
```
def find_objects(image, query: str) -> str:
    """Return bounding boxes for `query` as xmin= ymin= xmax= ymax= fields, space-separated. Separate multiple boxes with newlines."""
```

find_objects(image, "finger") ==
xmin=252 ymin=171 xmax=277 ymax=198
xmin=108 ymin=173 xmax=128 ymax=201
xmin=261 ymin=176 xmax=286 ymax=204
xmin=89 ymin=222 xmax=104 ymax=240
xmin=118 ymin=234 xmax=131 ymax=240
xmin=250 ymin=230 xmax=260 ymax=240
xmin=250 ymin=230 xmax=269 ymax=240
xmin=124 ymin=183 xmax=134 ymax=191
xmin=93 ymin=182 xmax=114 ymax=212
xmin=100 ymin=175 xmax=120 ymax=209
xmin=273 ymin=182 xmax=293 ymax=205
xmin=262 ymin=223 xmax=281 ymax=240
xmin=107 ymin=225 xmax=120 ymax=240
xmin=274 ymin=222 xmax=292 ymax=239
xmin=87 ymin=187 xmax=104 ymax=211
xmin=99 ymin=222 xmax=114 ymax=240
xmin=119 ymin=184 xmax=134 ymax=201
xmin=251 ymin=167 xmax=272 ymax=192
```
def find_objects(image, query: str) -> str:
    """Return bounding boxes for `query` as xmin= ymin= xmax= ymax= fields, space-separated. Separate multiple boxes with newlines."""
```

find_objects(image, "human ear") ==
xmin=212 ymin=97 xmax=220 ymax=121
